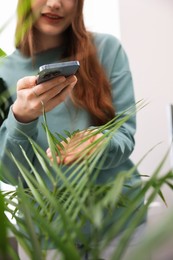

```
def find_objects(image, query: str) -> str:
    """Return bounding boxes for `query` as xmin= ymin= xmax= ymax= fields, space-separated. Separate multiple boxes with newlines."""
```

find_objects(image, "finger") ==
xmin=46 ymin=149 xmax=62 ymax=165
xmin=46 ymin=149 xmax=52 ymax=158
xmin=44 ymin=82 xmax=76 ymax=112
xmin=34 ymin=75 xmax=77 ymax=106
xmin=63 ymin=155 xmax=76 ymax=165
xmin=56 ymin=156 xmax=62 ymax=164
xmin=36 ymin=76 xmax=66 ymax=96
xmin=17 ymin=76 xmax=37 ymax=90
xmin=46 ymin=147 xmax=51 ymax=154
xmin=51 ymin=156 xmax=63 ymax=165
xmin=32 ymin=86 xmax=40 ymax=97
xmin=36 ymin=75 xmax=76 ymax=97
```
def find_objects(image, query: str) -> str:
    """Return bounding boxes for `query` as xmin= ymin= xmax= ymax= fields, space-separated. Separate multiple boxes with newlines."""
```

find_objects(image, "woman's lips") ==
xmin=41 ymin=13 xmax=64 ymax=22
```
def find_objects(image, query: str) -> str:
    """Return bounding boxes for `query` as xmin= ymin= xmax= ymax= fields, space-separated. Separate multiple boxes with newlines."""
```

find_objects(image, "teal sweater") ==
xmin=0 ymin=32 xmax=138 ymax=180
xmin=0 ymin=33 xmax=144 ymax=235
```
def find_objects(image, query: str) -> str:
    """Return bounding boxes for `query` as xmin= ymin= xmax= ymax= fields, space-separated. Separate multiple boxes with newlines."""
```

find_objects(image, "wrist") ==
xmin=12 ymin=103 xmax=38 ymax=123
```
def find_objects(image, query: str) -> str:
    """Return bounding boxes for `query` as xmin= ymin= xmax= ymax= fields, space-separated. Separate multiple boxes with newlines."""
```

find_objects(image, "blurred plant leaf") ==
xmin=0 ymin=191 xmax=8 ymax=256
xmin=0 ymin=48 xmax=6 ymax=58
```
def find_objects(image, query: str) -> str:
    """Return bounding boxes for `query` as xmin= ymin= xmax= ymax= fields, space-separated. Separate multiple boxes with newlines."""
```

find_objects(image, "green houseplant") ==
xmin=0 ymin=101 xmax=173 ymax=260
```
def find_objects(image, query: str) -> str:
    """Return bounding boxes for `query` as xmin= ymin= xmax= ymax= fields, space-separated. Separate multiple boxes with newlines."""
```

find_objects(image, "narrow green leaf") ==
xmin=0 ymin=48 xmax=6 ymax=58
xmin=0 ymin=191 xmax=8 ymax=255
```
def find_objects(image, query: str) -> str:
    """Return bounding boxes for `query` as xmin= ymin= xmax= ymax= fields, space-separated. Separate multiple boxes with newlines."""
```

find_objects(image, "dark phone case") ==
xmin=37 ymin=61 xmax=80 ymax=84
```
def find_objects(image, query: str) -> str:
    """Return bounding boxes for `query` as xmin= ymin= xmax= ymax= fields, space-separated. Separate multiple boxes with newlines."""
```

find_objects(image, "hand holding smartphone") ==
xmin=37 ymin=60 xmax=80 ymax=84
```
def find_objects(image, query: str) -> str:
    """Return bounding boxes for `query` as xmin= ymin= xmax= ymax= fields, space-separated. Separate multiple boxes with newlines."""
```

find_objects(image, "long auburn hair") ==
xmin=15 ymin=0 xmax=115 ymax=125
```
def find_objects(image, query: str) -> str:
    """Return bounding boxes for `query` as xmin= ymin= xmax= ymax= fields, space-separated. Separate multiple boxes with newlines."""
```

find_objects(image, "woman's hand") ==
xmin=46 ymin=130 xmax=104 ymax=165
xmin=12 ymin=75 xmax=77 ymax=123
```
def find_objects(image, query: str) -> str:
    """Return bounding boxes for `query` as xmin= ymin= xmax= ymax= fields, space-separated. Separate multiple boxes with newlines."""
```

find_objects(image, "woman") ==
xmin=0 ymin=0 xmax=145 ymax=258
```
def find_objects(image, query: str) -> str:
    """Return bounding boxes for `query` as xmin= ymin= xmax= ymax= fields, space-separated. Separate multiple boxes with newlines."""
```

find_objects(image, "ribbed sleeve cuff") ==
xmin=6 ymin=107 xmax=38 ymax=139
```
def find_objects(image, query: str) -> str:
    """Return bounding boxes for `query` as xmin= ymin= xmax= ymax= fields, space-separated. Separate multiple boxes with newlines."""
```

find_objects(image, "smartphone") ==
xmin=37 ymin=60 xmax=80 ymax=84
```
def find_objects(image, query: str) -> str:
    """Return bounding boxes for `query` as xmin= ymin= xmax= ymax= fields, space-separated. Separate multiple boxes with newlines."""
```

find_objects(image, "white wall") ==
xmin=0 ymin=0 xmax=17 ymax=54
xmin=83 ymin=0 xmax=120 ymax=38
xmin=119 ymin=0 xmax=173 ymax=205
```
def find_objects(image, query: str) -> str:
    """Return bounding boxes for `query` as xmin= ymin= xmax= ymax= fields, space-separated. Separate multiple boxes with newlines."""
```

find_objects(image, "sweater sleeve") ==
xmin=96 ymin=35 xmax=137 ymax=170
xmin=0 ymin=106 xmax=38 ymax=184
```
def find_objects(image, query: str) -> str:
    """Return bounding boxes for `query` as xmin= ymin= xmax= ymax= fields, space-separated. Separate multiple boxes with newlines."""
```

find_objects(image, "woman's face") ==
xmin=31 ymin=0 xmax=77 ymax=37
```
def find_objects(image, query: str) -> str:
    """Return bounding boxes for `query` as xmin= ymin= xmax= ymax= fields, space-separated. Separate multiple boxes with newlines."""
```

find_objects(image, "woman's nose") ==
xmin=46 ymin=0 xmax=61 ymax=9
